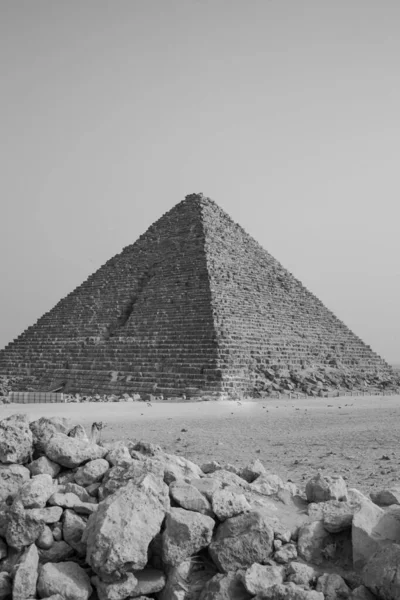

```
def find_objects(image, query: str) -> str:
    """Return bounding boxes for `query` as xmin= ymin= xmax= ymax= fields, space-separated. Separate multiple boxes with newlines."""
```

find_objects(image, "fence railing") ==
xmin=8 ymin=392 xmax=64 ymax=403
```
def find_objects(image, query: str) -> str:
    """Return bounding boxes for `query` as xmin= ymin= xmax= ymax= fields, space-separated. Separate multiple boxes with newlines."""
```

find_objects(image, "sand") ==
xmin=2 ymin=394 xmax=400 ymax=494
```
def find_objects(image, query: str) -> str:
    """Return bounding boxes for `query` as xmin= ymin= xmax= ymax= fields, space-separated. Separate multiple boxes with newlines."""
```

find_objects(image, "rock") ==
xmin=169 ymin=481 xmax=213 ymax=515
xmin=74 ymin=458 xmax=109 ymax=486
xmin=250 ymin=472 xmax=287 ymax=496
xmin=37 ymin=561 xmax=92 ymax=600
xmin=0 ymin=464 xmax=30 ymax=503
xmin=370 ymin=487 xmax=400 ymax=507
xmin=30 ymin=417 xmax=73 ymax=455
xmin=62 ymin=509 xmax=87 ymax=555
xmin=274 ymin=542 xmax=298 ymax=563
xmin=199 ymin=571 xmax=252 ymax=600
xmin=208 ymin=469 xmax=249 ymax=490
xmin=240 ymin=459 xmax=268 ymax=483
xmin=98 ymin=459 xmax=165 ymax=500
xmin=132 ymin=568 xmax=166 ymax=597
xmin=211 ymin=489 xmax=251 ymax=520
xmin=240 ymin=563 xmax=285 ymax=595
xmin=0 ymin=537 xmax=7 ymax=560
xmin=258 ymin=582 xmax=324 ymax=599
xmin=162 ymin=507 xmax=215 ymax=566
xmin=201 ymin=460 xmax=221 ymax=474
xmin=28 ymin=456 xmax=61 ymax=478
xmin=305 ymin=473 xmax=347 ymax=503
xmin=56 ymin=483 xmax=95 ymax=503
xmin=158 ymin=557 xmax=217 ymax=600
xmin=105 ymin=444 xmax=133 ymax=467
xmin=92 ymin=572 xmax=138 ymax=600
xmin=208 ymin=510 xmax=274 ymax=573
xmin=352 ymin=496 xmax=400 ymax=569
xmin=68 ymin=424 xmax=89 ymax=442
xmin=6 ymin=500 xmax=45 ymax=549
xmin=351 ymin=585 xmax=377 ymax=599
xmin=84 ymin=473 xmax=169 ymax=579
xmin=316 ymin=573 xmax=351 ymax=600
xmin=0 ymin=414 xmax=33 ymax=464
xmin=42 ymin=433 xmax=107 ymax=468
xmin=12 ymin=543 xmax=39 ymax=600
xmin=27 ymin=506 xmax=63 ymax=523
xmin=362 ymin=543 xmax=400 ymax=600
xmin=308 ymin=499 xmax=361 ymax=533
xmin=190 ymin=477 xmax=223 ymax=501
xmin=52 ymin=523 xmax=63 ymax=542
xmin=36 ymin=525 xmax=54 ymax=549
xmin=16 ymin=474 xmax=55 ymax=508
xmin=286 ymin=562 xmax=318 ymax=586
xmin=48 ymin=492 xmax=97 ymax=515
xmin=0 ymin=573 xmax=12 ymax=600
xmin=39 ymin=541 xmax=75 ymax=564
xmin=297 ymin=521 xmax=332 ymax=564
xmin=160 ymin=452 xmax=204 ymax=485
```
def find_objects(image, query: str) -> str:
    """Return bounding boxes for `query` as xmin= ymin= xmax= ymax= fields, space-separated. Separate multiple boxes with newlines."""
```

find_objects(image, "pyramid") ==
xmin=0 ymin=193 xmax=392 ymax=396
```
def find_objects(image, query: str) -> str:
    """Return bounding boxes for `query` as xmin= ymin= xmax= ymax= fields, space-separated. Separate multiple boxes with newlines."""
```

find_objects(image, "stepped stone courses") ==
xmin=0 ymin=193 xmax=393 ymax=396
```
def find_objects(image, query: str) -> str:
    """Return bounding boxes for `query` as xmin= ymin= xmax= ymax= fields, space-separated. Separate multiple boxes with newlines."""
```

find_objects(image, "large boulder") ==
xmin=30 ymin=417 xmax=73 ymax=455
xmin=37 ymin=561 xmax=92 ymax=600
xmin=161 ymin=507 xmax=215 ymax=566
xmin=42 ymin=433 xmax=107 ymax=468
xmin=362 ymin=543 xmax=400 ymax=600
xmin=0 ymin=414 xmax=33 ymax=464
xmin=0 ymin=464 xmax=30 ymax=503
xmin=84 ymin=473 xmax=169 ymax=580
xmin=305 ymin=473 xmax=347 ymax=503
xmin=16 ymin=474 xmax=55 ymax=508
xmin=12 ymin=543 xmax=39 ymax=600
xmin=370 ymin=487 xmax=400 ymax=507
xmin=208 ymin=510 xmax=274 ymax=573
xmin=98 ymin=458 xmax=164 ymax=500
xmin=352 ymin=497 xmax=400 ymax=569
xmin=297 ymin=521 xmax=332 ymax=564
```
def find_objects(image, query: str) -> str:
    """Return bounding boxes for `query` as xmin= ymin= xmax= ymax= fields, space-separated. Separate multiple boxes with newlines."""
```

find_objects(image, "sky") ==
xmin=1 ymin=0 xmax=399 ymax=364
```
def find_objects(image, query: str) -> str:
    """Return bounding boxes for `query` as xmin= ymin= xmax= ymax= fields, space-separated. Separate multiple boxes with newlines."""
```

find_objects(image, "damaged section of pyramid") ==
xmin=0 ymin=193 xmax=394 ymax=397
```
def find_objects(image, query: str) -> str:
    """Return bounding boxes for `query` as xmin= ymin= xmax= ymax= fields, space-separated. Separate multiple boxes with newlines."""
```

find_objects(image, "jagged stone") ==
xmin=190 ymin=477 xmax=223 ymax=500
xmin=91 ymin=572 xmax=138 ymax=600
xmin=16 ymin=473 xmax=55 ymax=508
xmin=240 ymin=459 xmax=268 ymax=483
xmin=39 ymin=541 xmax=75 ymax=564
xmin=297 ymin=521 xmax=332 ymax=564
xmin=0 ymin=573 xmax=12 ymax=600
xmin=162 ymin=507 xmax=215 ymax=566
xmin=42 ymin=432 xmax=107 ymax=468
xmin=98 ymin=458 xmax=165 ymax=500
xmin=362 ymin=543 xmax=400 ymax=599
xmin=256 ymin=582 xmax=324 ymax=599
xmin=169 ymin=481 xmax=213 ymax=515
xmin=26 ymin=506 xmax=63 ymax=523
xmin=68 ymin=424 xmax=89 ymax=442
xmin=36 ymin=525 xmax=54 ymax=549
xmin=62 ymin=509 xmax=87 ymax=556
xmin=305 ymin=473 xmax=348 ymax=503
xmin=131 ymin=568 xmax=166 ymax=597
xmin=286 ymin=562 xmax=318 ymax=587
xmin=84 ymin=474 xmax=169 ymax=580
xmin=28 ymin=456 xmax=61 ymax=478
xmin=240 ymin=563 xmax=285 ymax=595
xmin=0 ymin=538 xmax=7 ymax=560
xmin=0 ymin=464 xmax=30 ymax=503
xmin=316 ymin=573 xmax=351 ymax=600
xmin=37 ymin=561 xmax=92 ymax=600
xmin=208 ymin=510 xmax=274 ymax=573
xmin=158 ymin=557 xmax=217 ymax=600
xmin=12 ymin=543 xmax=39 ymax=600
xmin=211 ymin=489 xmax=250 ymax=520
xmin=74 ymin=458 xmax=109 ymax=486
xmin=351 ymin=586 xmax=377 ymax=599
xmin=6 ymin=500 xmax=45 ymax=549
xmin=0 ymin=414 xmax=33 ymax=464
xmin=199 ymin=571 xmax=252 ymax=600
xmin=30 ymin=417 xmax=73 ymax=455
xmin=370 ymin=487 xmax=400 ymax=507
xmin=274 ymin=542 xmax=298 ymax=563
xmin=48 ymin=492 xmax=97 ymax=515
xmin=56 ymin=483 xmax=95 ymax=503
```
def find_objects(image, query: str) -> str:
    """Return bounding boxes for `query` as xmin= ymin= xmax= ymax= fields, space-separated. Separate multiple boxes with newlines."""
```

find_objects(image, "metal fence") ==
xmin=8 ymin=392 xmax=64 ymax=403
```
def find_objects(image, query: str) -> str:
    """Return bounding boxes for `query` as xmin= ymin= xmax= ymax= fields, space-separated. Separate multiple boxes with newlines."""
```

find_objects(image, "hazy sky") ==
xmin=1 ymin=1 xmax=399 ymax=364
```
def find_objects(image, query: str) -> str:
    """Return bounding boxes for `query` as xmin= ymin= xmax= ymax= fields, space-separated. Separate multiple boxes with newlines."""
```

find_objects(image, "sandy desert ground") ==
xmin=2 ymin=394 xmax=400 ymax=495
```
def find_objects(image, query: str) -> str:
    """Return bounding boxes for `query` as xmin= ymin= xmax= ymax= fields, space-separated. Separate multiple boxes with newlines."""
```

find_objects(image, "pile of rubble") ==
xmin=1 ymin=413 xmax=400 ymax=599
xmin=252 ymin=365 xmax=400 ymax=398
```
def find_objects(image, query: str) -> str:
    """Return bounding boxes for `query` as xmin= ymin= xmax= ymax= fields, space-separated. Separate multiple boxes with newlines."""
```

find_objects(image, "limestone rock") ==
xmin=0 ymin=464 xmax=30 ymax=503
xmin=30 ymin=417 xmax=73 ymax=456
xmin=84 ymin=473 xmax=169 ymax=579
xmin=56 ymin=483 xmax=95 ymax=503
xmin=74 ymin=458 xmax=109 ymax=486
xmin=12 ymin=543 xmax=39 ymax=600
xmin=370 ymin=487 xmax=400 ymax=507
xmin=37 ymin=561 xmax=92 ymax=600
xmin=62 ymin=509 xmax=87 ymax=555
xmin=133 ymin=568 xmax=166 ymax=597
xmin=68 ymin=424 xmax=89 ymax=442
xmin=0 ymin=573 xmax=12 ymax=600
xmin=36 ymin=525 xmax=54 ymax=549
xmin=274 ymin=542 xmax=298 ymax=563
xmin=0 ymin=414 xmax=33 ymax=464
xmin=250 ymin=472 xmax=287 ymax=496
xmin=28 ymin=456 xmax=61 ymax=478
xmin=6 ymin=500 xmax=44 ymax=549
xmin=190 ymin=477 xmax=223 ymax=501
xmin=352 ymin=497 xmax=400 ymax=569
xmin=158 ymin=557 xmax=217 ymax=600
xmin=162 ymin=507 xmax=214 ymax=566
xmin=199 ymin=571 xmax=252 ymax=600
xmin=92 ymin=572 xmax=138 ymax=600
xmin=201 ymin=460 xmax=221 ymax=474
xmin=17 ymin=473 xmax=55 ymax=508
xmin=48 ymin=492 xmax=97 ymax=515
xmin=308 ymin=499 xmax=360 ymax=533
xmin=208 ymin=469 xmax=249 ymax=490
xmin=39 ymin=540 xmax=74 ymax=564
xmin=316 ymin=573 xmax=351 ymax=600
xmin=305 ymin=473 xmax=347 ymax=503
xmin=351 ymin=585 xmax=377 ymax=599
xmin=98 ymin=458 xmax=165 ymax=500
xmin=42 ymin=432 xmax=107 ymax=468
xmin=362 ymin=543 xmax=400 ymax=600
xmin=169 ymin=481 xmax=213 ymax=515
xmin=208 ymin=510 xmax=274 ymax=573
xmin=240 ymin=562 xmax=285 ymax=595
xmin=27 ymin=506 xmax=63 ymax=524
xmin=257 ymin=582 xmax=324 ymax=599
xmin=297 ymin=521 xmax=332 ymax=564
xmin=211 ymin=489 xmax=250 ymax=520
xmin=286 ymin=561 xmax=318 ymax=587
xmin=240 ymin=459 xmax=268 ymax=483
xmin=105 ymin=444 xmax=133 ymax=467
xmin=160 ymin=452 xmax=204 ymax=485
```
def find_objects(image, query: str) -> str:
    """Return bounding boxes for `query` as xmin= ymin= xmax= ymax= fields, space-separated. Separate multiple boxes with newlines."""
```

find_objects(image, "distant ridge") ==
xmin=0 ymin=193 xmax=393 ymax=396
